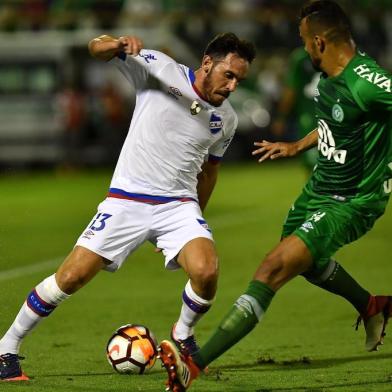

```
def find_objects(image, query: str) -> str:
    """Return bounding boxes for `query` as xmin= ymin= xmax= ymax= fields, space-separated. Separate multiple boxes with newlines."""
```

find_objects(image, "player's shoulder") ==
xmin=136 ymin=49 xmax=176 ymax=67
xmin=115 ymin=48 xmax=178 ymax=71
xmin=347 ymin=51 xmax=391 ymax=94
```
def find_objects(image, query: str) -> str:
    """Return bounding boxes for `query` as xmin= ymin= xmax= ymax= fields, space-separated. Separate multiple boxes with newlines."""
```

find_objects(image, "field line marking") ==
xmin=0 ymin=257 xmax=63 ymax=282
xmin=0 ymin=208 xmax=266 ymax=282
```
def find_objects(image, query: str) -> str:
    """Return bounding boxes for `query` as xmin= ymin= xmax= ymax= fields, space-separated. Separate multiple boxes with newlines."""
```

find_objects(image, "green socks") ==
xmin=307 ymin=260 xmax=370 ymax=314
xmin=190 ymin=260 xmax=370 ymax=371
xmin=193 ymin=280 xmax=275 ymax=369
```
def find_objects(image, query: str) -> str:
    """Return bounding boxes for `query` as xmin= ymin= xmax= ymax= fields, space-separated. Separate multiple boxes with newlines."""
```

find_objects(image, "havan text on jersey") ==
xmin=317 ymin=119 xmax=347 ymax=164
xmin=353 ymin=64 xmax=391 ymax=93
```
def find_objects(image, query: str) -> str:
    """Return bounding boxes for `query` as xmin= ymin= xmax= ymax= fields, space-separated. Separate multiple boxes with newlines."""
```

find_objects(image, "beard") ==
xmin=310 ymin=56 xmax=322 ymax=72
xmin=203 ymin=67 xmax=228 ymax=107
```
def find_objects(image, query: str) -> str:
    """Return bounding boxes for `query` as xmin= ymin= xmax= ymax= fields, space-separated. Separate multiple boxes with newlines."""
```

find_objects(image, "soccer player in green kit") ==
xmin=159 ymin=1 xmax=392 ymax=390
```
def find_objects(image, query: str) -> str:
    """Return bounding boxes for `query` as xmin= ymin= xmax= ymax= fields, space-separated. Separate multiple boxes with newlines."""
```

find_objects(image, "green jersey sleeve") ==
xmin=351 ymin=61 xmax=392 ymax=112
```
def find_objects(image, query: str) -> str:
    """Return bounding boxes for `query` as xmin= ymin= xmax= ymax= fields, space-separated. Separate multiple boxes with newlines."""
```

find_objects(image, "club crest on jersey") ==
xmin=332 ymin=104 xmax=344 ymax=122
xmin=190 ymin=100 xmax=201 ymax=115
xmin=209 ymin=112 xmax=223 ymax=134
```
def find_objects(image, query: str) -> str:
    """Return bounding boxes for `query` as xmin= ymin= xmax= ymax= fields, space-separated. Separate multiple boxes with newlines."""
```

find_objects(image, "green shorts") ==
xmin=281 ymin=186 xmax=381 ymax=277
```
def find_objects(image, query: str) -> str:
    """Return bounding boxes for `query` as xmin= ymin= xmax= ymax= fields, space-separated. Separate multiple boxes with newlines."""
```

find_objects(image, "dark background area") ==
xmin=0 ymin=0 xmax=391 ymax=170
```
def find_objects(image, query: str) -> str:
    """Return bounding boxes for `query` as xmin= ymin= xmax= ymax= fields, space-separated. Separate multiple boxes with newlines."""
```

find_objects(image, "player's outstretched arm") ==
xmin=197 ymin=161 xmax=219 ymax=212
xmin=88 ymin=35 xmax=143 ymax=61
xmin=252 ymin=128 xmax=318 ymax=163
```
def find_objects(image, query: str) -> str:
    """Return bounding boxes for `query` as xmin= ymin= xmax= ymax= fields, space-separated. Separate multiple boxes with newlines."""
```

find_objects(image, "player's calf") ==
xmin=356 ymin=295 xmax=392 ymax=351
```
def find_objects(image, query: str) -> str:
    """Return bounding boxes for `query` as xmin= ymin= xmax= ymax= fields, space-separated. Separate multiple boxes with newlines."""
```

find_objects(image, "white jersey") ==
xmin=108 ymin=49 xmax=238 ymax=202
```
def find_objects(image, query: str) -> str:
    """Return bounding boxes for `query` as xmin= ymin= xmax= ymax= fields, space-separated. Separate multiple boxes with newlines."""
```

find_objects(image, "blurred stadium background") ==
xmin=0 ymin=0 xmax=391 ymax=169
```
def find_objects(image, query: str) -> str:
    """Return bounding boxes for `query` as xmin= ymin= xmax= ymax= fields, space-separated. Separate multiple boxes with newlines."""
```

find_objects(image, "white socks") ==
xmin=0 ymin=274 xmax=70 ymax=355
xmin=174 ymin=280 xmax=214 ymax=340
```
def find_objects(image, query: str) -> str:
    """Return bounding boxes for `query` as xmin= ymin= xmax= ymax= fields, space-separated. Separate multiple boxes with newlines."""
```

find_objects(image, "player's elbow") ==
xmin=88 ymin=38 xmax=101 ymax=59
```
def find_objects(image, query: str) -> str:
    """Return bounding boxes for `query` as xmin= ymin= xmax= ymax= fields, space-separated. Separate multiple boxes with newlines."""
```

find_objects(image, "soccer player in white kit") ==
xmin=0 ymin=32 xmax=255 ymax=380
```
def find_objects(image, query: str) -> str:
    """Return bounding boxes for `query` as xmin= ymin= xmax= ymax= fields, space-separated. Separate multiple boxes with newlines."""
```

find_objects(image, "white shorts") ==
xmin=75 ymin=198 xmax=214 ymax=271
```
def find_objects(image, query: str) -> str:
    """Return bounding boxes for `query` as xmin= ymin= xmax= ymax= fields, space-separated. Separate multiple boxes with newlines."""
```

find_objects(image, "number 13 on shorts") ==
xmin=89 ymin=213 xmax=113 ymax=231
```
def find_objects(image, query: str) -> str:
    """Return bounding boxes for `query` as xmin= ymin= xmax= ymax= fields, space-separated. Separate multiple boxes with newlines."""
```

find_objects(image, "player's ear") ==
xmin=202 ymin=55 xmax=213 ymax=73
xmin=315 ymin=35 xmax=325 ymax=53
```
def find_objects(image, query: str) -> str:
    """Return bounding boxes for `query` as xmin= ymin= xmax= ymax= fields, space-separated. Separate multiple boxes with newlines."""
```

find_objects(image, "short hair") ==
xmin=204 ymin=32 xmax=256 ymax=64
xmin=300 ymin=0 xmax=352 ymax=43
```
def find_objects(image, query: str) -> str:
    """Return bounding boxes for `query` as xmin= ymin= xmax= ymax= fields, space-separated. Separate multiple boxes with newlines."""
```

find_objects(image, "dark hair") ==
xmin=300 ymin=0 xmax=352 ymax=43
xmin=204 ymin=32 xmax=256 ymax=63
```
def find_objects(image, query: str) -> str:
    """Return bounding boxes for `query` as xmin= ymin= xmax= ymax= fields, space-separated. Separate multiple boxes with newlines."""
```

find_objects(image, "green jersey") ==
xmin=309 ymin=51 xmax=392 ymax=212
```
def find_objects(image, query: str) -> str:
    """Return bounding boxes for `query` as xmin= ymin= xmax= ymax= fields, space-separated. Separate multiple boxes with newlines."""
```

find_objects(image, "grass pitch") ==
xmin=0 ymin=161 xmax=391 ymax=391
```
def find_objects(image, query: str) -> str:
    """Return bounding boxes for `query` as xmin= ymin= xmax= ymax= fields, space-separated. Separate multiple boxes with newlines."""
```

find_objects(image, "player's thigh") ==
xmin=281 ymin=189 xmax=310 ymax=238
xmin=56 ymin=246 xmax=106 ymax=293
xmin=76 ymin=198 xmax=151 ymax=272
xmin=152 ymin=201 xmax=214 ymax=271
xmin=254 ymin=235 xmax=313 ymax=290
xmin=294 ymin=201 xmax=377 ymax=274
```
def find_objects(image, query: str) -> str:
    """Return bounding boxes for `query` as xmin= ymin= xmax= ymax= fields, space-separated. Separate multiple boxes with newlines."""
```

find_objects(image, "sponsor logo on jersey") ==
xmin=353 ymin=64 xmax=391 ymax=93
xmin=332 ymin=104 xmax=344 ymax=122
xmin=209 ymin=112 xmax=223 ymax=134
xmin=139 ymin=53 xmax=157 ymax=64
xmin=384 ymin=162 xmax=392 ymax=193
xmin=167 ymin=86 xmax=182 ymax=100
xmin=317 ymin=119 xmax=347 ymax=164
xmin=190 ymin=100 xmax=201 ymax=115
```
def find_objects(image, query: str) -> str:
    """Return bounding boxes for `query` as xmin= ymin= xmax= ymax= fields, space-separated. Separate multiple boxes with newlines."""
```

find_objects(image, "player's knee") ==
xmin=190 ymin=255 xmax=219 ymax=285
xmin=56 ymin=269 xmax=89 ymax=294
xmin=255 ymin=251 xmax=292 ymax=289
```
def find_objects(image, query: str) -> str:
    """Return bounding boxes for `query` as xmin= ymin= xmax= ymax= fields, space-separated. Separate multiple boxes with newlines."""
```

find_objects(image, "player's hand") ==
xmin=252 ymin=140 xmax=298 ymax=162
xmin=154 ymin=247 xmax=162 ymax=253
xmin=118 ymin=36 xmax=143 ymax=56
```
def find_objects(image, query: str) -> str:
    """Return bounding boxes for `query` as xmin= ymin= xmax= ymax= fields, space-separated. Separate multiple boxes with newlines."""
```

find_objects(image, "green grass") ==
xmin=0 ymin=161 xmax=391 ymax=392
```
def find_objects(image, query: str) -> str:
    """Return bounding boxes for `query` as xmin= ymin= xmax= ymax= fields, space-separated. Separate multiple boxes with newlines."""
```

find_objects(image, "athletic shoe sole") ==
xmin=159 ymin=340 xmax=188 ymax=392
xmin=0 ymin=372 xmax=29 ymax=382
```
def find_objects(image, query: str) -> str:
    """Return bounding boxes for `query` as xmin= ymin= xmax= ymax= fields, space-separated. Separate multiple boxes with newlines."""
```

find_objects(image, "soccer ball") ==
xmin=106 ymin=324 xmax=158 ymax=374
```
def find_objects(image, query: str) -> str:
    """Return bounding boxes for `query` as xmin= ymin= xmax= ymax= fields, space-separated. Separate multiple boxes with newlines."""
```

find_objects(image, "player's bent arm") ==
xmin=253 ymin=128 xmax=318 ymax=162
xmin=88 ymin=35 xmax=143 ymax=61
xmin=295 ymin=128 xmax=318 ymax=152
xmin=197 ymin=161 xmax=220 ymax=212
xmin=88 ymin=35 xmax=122 ymax=61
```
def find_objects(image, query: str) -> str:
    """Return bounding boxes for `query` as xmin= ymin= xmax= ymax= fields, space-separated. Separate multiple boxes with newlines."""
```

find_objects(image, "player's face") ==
xmin=299 ymin=18 xmax=322 ymax=72
xmin=202 ymin=53 xmax=249 ymax=106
